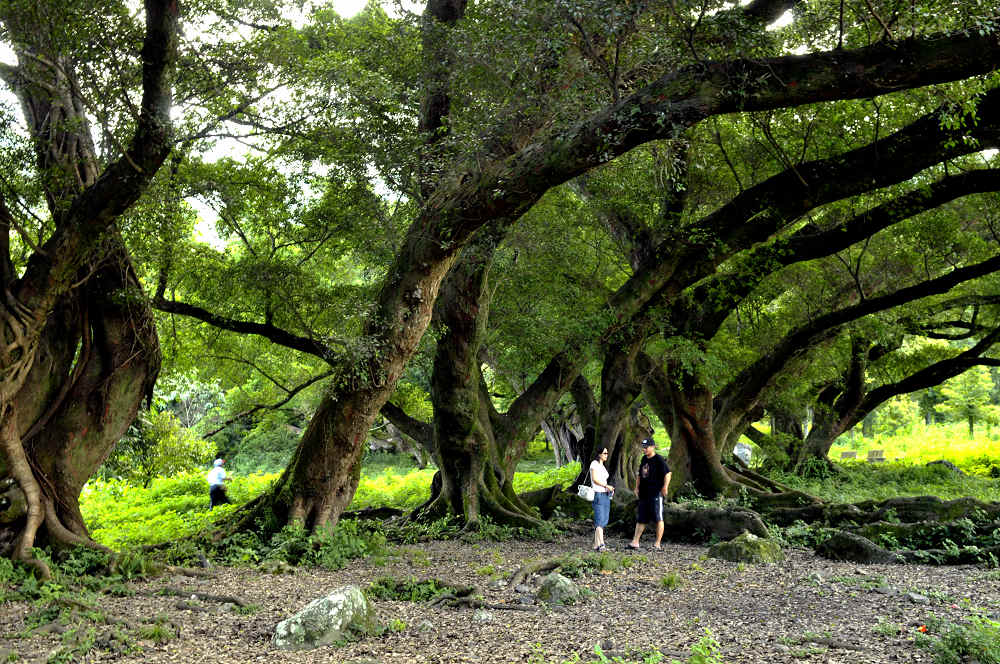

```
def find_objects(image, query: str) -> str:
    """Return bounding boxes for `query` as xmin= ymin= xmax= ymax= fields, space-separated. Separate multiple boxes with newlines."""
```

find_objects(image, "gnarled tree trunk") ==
xmin=1 ymin=243 xmax=159 ymax=555
xmin=0 ymin=0 xmax=177 ymax=575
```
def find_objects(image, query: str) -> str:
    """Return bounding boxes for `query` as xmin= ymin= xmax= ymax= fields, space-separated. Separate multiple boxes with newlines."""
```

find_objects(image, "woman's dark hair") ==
xmin=593 ymin=448 xmax=610 ymax=462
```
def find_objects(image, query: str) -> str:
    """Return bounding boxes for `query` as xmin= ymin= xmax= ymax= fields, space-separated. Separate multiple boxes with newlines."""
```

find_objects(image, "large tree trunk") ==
xmin=0 ymin=1 xmax=176 ymax=575
xmin=641 ymin=357 xmax=739 ymax=498
xmin=794 ymin=407 xmax=850 ymax=471
xmin=595 ymin=341 xmax=647 ymax=490
xmin=569 ymin=374 xmax=599 ymax=469
xmin=418 ymin=225 xmax=543 ymax=527
xmin=0 ymin=243 xmax=159 ymax=555
xmin=665 ymin=382 xmax=733 ymax=498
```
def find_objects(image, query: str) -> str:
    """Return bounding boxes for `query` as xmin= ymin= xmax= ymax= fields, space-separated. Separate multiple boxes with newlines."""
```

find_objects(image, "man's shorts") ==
xmin=636 ymin=495 xmax=663 ymax=524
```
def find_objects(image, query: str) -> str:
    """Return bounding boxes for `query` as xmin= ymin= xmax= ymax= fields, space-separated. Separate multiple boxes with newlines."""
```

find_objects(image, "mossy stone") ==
xmin=708 ymin=532 xmax=784 ymax=564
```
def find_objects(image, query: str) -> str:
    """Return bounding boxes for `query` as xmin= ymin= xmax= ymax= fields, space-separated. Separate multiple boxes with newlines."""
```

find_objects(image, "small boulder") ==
xmin=708 ymin=532 xmax=784 ymax=564
xmin=536 ymin=572 xmax=582 ymax=605
xmin=273 ymin=585 xmax=376 ymax=650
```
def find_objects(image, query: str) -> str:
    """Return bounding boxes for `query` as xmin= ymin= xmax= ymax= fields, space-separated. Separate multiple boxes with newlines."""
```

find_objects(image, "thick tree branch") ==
xmin=422 ymin=28 xmax=1000 ymax=265
xmin=497 ymin=351 xmax=582 ymax=453
xmin=861 ymin=325 xmax=1000 ymax=413
xmin=380 ymin=401 xmax=433 ymax=449
xmin=676 ymin=168 xmax=1000 ymax=335
xmin=682 ymin=95 xmax=1000 ymax=279
xmin=202 ymin=370 xmax=335 ymax=438
xmin=15 ymin=0 xmax=179 ymax=312
xmin=718 ymin=253 xmax=1000 ymax=417
xmin=742 ymin=0 xmax=801 ymax=24
xmin=152 ymin=296 xmax=338 ymax=361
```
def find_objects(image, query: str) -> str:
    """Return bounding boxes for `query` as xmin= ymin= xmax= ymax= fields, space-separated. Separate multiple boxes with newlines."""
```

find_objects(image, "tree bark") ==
xmin=596 ymin=341 xmax=647 ymax=490
xmin=419 ymin=224 xmax=545 ymax=527
xmin=641 ymin=362 xmax=731 ymax=498
xmin=0 ymin=242 xmax=159 ymax=559
xmin=0 ymin=0 xmax=177 ymax=574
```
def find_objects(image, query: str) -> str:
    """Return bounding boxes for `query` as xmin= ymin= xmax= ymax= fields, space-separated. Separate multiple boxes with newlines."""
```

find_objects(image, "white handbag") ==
xmin=576 ymin=483 xmax=595 ymax=501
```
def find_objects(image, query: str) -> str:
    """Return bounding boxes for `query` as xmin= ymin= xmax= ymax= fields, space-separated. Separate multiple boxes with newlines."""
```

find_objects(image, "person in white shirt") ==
xmin=589 ymin=447 xmax=614 ymax=551
xmin=206 ymin=458 xmax=230 ymax=509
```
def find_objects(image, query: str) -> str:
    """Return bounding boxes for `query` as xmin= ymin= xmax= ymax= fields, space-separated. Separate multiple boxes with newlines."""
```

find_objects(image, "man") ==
xmin=627 ymin=438 xmax=671 ymax=550
xmin=206 ymin=458 xmax=231 ymax=509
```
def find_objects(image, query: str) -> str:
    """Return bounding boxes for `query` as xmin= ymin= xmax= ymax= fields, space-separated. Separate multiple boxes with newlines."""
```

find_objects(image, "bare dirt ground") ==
xmin=2 ymin=531 xmax=998 ymax=664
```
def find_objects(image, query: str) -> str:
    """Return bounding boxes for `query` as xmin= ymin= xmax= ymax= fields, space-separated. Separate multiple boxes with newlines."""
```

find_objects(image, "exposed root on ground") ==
xmin=509 ymin=555 xmax=566 ymax=589
xmin=726 ymin=463 xmax=800 ymax=495
xmin=163 ymin=565 xmax=215 ymax=578
xmin=154 ymin=587 xmax=250 ymax=607
xmin=409 ymin=474 xmax=547 ymax=531
xmin=428 ymin=584 xmax=536 ymax=611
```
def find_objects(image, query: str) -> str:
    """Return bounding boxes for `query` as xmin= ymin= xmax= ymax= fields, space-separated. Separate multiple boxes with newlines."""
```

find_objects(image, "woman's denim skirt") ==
xmin=592 ymin=491 xmax=611 ymax=527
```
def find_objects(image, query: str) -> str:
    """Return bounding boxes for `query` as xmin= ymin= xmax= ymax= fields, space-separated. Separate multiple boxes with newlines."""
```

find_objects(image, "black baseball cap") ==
xmin=640 ymin=438 xmax=654 ymax=447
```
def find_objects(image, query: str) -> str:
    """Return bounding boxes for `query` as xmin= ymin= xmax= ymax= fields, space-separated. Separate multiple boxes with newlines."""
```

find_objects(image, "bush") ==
xmin=351 ymin=467 xmax=436 ymax=510
xmin=917 ymin=616 xmax=1000 ymax=664
xmin=101 ymin=409 xmax=215 ymax=487
xmin=364 ymin=576 xmax=452 ymax=602
xmin=222 ymin=412 xmax=302 ymax=474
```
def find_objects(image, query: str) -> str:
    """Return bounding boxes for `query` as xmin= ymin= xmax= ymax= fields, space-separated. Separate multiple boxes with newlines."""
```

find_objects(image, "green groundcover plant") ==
xmin=81 ymin=461 xmax=580 ymax=549
xmin=79 ymin=421 xmax=1000 ymax=552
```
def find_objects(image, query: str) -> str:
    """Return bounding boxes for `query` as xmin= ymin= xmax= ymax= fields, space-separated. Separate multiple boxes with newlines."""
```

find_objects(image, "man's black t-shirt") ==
xmin=638 ymin=453 xmax=670 ymax=499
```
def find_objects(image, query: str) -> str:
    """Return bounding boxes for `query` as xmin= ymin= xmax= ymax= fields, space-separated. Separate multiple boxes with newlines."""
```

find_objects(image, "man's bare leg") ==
xmin=630 ymin=523 xmax=645 ymax=547
xmin=653 ymin=521 xmax=664 ymax=548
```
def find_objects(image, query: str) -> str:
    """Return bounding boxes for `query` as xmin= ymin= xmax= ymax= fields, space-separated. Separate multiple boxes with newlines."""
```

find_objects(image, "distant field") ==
xmin=827 ymin=421 xmax=1000 ymax=474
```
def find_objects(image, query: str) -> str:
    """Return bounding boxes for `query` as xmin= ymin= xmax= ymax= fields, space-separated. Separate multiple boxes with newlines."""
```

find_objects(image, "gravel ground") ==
xmin=2 ymin=532 xmax=998 ymax=663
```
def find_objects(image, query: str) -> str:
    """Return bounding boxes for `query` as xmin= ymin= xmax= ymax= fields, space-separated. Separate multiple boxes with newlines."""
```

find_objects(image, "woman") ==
xmin=589 ymin=448 xmax=614 ymax=551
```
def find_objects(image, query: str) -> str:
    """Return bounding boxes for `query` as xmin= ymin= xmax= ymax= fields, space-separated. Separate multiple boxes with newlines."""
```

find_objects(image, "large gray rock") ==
xmin=708 ymin=532 xmax=784 ymax=564
xmin=273 ymin=585 xmax=376 ymax=650
xmin=815 ymin=530 xmax=903 ymax=564
xmin=536 ymin=572 xmax=582 ymax=605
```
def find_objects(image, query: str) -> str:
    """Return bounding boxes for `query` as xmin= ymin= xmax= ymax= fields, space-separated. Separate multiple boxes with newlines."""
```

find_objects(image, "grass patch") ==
xmin=916 ymin=615 xmax=1000 ymax=664
xmin=830 ymin=423 xmax=1000 ymax=473
xmin=549 ymin=551 xmax=639 ymax=579
xmin=81 ymin=459 xmax=576 ymax=551
xmin=772 ymin=461 xmax=1000 ymax=504
xmin=829 ymin=574 xmax=888 ymax=591
xmin=364 ymin=576 xmax=458 ymax=602
xmin=659 ymin=571 xmax=683 ymax=590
